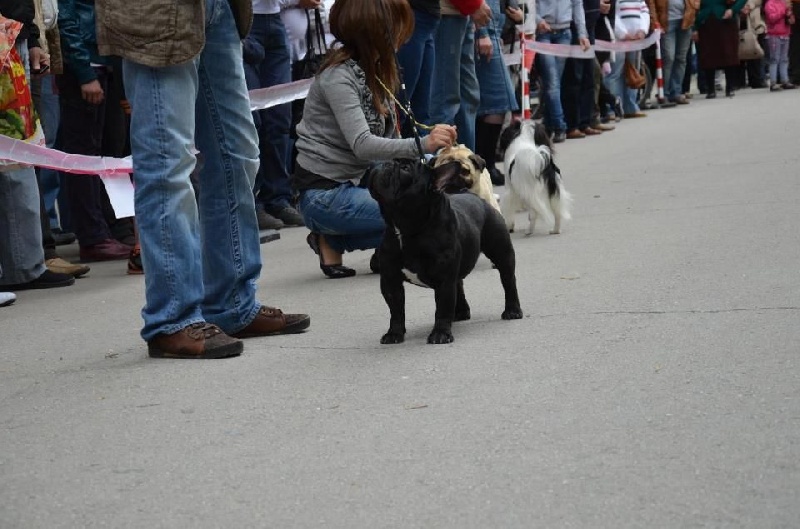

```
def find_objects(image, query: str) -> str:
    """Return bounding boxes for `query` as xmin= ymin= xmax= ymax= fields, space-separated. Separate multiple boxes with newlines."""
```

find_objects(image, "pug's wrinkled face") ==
xmin=433 ymin=145 xmax=486 ymax=188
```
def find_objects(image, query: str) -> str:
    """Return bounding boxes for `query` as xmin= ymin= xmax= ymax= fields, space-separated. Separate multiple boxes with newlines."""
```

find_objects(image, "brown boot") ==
xmin=148 ymin=322 xmax=243 ymax=359
xmin=231 ymin=306 xmax=311 ymax=338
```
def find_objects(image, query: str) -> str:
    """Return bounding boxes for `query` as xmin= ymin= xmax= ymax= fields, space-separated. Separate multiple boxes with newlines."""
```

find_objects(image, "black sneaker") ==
xmin=4 ymin=270 xmax=75 ymax=291
xmin=552 ymin=130 xmax=567 ymax=143
xmin=488 ymin=167 xmax=505 ymax=186
xmin=270 ymin=206 xmax=305 ymax=227
xmin=52 ymin=229 xmax=76 ymax=246
xmin=256 ymin=209 xmax=284 ymax=230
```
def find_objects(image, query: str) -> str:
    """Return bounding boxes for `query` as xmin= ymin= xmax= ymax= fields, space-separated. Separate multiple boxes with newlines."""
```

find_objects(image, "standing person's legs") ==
xmin=0 ymin=168 xmax=46 ymax=285
xmin=396 ymin=8 xmax=439 ymax=134
xmin=669 ymin=26 xmax=693 ymax=100
xmin=432 ymin=16 xmax=470 ymax=141
xmin=194 ymin=7 xmax=265 ymax=334
xmin=455 ymin=24 xmax=480 ymax=151
xmin=37 ymin=75 xmax=62 ymax=230
xmin=123 ymin=58 xmax=207 ymax=341
xmin=561 ymin=57 xmax=580 ymax=132
xmin=622 ymin=51 xmax=642 ymax=113
xmin=577 ymin=58 xmax=597 ymax=130
xmin=123 ymin=4 xmax=265 ymax=341
xmin=767 ymin=36 xmax=780 ymax=87
xmin=790 ymin=3 xmax=800 ymax=83
xmin=662 ymin=22 xmax=678 ymax=100
xmin=536 ymin=30 xmax=571 ymax=136
xmin=778 ymin=37 xmax=792 ymax=85
xmin=251 ymin=14 xmax=299 ymax=225
xmin=57 ymin=69 xmax=128 ymax=259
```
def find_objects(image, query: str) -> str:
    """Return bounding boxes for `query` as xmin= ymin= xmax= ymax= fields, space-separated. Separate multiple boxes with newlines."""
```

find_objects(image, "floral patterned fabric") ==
xmin=0 ymin=16 xmax=43 ymax=144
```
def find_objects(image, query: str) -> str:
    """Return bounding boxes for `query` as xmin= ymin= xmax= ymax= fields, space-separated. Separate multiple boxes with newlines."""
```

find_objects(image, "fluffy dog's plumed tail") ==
xmin=500 ymin=120 xmax=573 ymax=235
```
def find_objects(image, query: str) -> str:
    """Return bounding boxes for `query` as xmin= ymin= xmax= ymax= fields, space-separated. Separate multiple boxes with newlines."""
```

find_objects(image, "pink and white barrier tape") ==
xmin=2 ymin=32 xmax=661 ymax=175
xmin=0 ymin=80 xmax=315 ymax=174
xmin=522 ymin=29 xmax=661 ymax=59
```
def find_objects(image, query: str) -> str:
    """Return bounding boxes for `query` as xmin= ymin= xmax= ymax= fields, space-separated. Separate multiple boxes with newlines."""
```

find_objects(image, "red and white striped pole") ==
xmin=654 ymin=31 xmax=665 ymax=101
xmin=520 ymin=32 xmax=533 ymax=120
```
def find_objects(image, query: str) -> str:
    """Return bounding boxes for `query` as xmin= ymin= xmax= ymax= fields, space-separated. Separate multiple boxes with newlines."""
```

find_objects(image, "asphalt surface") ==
xmin=2 ymin=87 xmax=799 ymax=528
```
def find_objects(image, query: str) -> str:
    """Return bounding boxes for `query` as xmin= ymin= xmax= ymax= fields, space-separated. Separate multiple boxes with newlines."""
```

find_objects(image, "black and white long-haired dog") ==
xmin=497 ymin=120 xmax=573 ymax=235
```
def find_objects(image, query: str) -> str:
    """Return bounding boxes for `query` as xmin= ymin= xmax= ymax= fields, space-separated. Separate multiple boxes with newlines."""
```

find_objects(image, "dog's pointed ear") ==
xmin=432 ymin=160 xmax=461 ymax=190
xmin=469 ymin=154 xmax=486 ymax=172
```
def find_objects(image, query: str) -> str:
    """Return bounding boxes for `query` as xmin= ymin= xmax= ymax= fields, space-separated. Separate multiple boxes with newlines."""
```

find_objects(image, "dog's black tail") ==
xmin=544 ymin=161 xmax=561 ymax=199
xmin=533 ymin=122 xmax=554 ymax=153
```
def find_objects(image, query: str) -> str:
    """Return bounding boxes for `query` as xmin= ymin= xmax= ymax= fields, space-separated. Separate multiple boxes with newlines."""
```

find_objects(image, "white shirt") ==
xmin=253 ymin=0 xmax=281 ymax=15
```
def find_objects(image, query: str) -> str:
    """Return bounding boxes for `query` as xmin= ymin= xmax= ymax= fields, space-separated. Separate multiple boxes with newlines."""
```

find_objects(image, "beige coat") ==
xmin=95 ymin=0 xmax=253 ymax=68
xmin=747 ymin=0 xmax=766 ymax=34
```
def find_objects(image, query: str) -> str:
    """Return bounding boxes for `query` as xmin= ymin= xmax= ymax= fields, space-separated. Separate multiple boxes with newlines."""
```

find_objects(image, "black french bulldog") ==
xmin=367 ymin=158 xmax=523 ymax=345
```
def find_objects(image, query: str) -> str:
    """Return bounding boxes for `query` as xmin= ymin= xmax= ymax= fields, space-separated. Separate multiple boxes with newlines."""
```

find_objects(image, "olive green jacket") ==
xmin=95 ymin=0 xmax=252 ymax=67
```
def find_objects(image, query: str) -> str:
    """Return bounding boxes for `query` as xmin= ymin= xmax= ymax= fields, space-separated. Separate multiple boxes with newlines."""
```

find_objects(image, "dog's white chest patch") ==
xmin=394 ymin=227 xmax=403 ymax=249
xmin=402 ymin=268 xmax=431 ymax=288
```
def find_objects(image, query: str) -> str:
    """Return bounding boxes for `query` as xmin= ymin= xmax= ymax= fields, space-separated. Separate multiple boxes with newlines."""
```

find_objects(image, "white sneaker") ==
xmin=0 ymin=292 xmax=16 ymax=307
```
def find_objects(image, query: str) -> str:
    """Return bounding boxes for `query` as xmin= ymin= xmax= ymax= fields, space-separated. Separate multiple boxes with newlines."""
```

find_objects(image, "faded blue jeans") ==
xmin=662 ymin=19 xmax=693 ymax=100
xmin=297 ymin=183 xmax=384 ymax=254
xmin=605 ymin=51 xmax=642 ymax=115
xmin=432 ymin=15 xmax=480 ymax=151
xmin=0 ymin=167 xmax=46 ymax=285
xmin=396 ymin=7 xmax=440 ymax=134
xmin=122 ymin=0 xmax=262 ymax=341
xmin=535 ymin=29 xmax=572 ymax=133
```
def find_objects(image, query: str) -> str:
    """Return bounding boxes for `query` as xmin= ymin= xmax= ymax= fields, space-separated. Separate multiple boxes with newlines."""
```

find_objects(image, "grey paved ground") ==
xmin=2 ymin=88 xmax=799 ymax=528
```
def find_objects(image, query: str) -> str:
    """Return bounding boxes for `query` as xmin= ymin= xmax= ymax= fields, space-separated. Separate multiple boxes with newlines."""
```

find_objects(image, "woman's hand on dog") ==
xmin=424 ymin=125 xmax=458 ymax=153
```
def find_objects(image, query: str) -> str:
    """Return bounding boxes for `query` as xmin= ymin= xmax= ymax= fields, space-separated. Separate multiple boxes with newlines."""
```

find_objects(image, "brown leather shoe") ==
xmin=581 ymin=127 xmax=603 ymax=135
xmin=565 ymin=129 xmax=586 ymax=139
xmin=231 ymin=306 xmax=311 ymax=338
xmin=148 ymin=322 xmax=243 ymax=359
xmin=45 ymin=257 xmax=91 ymax=278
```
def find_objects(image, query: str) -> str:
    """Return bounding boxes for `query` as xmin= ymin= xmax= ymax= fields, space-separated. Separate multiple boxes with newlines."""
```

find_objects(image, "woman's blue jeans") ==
xmin=297 ymin=184 xmax=384 ymax=254
xmin=122 ymin=0 xmax=263 ymax=340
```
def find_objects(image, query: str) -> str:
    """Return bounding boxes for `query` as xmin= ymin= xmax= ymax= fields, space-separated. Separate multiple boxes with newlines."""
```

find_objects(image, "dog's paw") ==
xmin=454 ymin=309 xmax=471 ymax=322
xmin=427 ymin=330 xmax=454 ymax=344
xmin=549 ymin=229 xmax=561 ymax=235
xmin=502 ymin=308 xmax=523 ymax=320
xmin=380 ymin=332 xmax=405 ymax=344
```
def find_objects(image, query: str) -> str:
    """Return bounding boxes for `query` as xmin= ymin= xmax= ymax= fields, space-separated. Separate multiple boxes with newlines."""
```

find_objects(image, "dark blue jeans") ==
xmin=396 ymin=8 xmax=439 ymax=134
xmin=536 ymin=29 xmax=572 ymax=133
xmin=297 ymin=184 xmax=384 ymax=254
xmin=57 ymin=68 xmax=122 ymax=247
xmin=245 ymin=14 xmax=293 ymax=211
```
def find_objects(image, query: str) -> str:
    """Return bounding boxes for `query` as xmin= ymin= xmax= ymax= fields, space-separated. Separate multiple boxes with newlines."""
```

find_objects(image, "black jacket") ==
xmin=0 ymin=0 xmax=41 ymax=48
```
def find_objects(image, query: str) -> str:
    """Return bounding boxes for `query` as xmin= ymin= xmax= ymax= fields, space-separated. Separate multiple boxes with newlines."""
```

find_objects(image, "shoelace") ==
xmin=185 ymin=322 xmax=223 ymax=340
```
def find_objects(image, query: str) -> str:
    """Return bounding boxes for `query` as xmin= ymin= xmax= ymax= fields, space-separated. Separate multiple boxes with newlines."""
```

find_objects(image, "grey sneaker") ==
xmin=256 ymin=209 xmax=284 ymax=230
xmin=271 ymin=206 xmax=305 ymax=227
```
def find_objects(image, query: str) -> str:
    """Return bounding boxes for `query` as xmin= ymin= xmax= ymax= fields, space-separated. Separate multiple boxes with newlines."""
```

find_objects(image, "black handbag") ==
xmin=291 ymin=9 xmax=328 ymax=82
xmin=291 ymin=8 xmax=328 ymax=138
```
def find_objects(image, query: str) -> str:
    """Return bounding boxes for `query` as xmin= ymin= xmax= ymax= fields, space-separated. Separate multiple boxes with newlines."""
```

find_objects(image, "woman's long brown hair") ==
xmin=321 ymin=0 xmax=415 ymax=116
